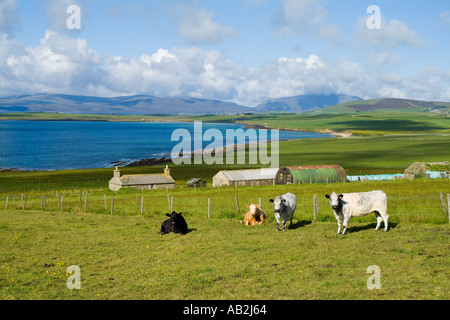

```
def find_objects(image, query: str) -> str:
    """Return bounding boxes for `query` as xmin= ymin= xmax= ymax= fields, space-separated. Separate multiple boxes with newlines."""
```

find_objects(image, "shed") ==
xmin=187 ymin=178 xmax=207 ymax=188
xmin=347 ymin=174 xmax=404 ymax=182
xmin=212 ymin=168 xmax=279 ymax=187
xmin=109 ymin=165 xmax=175 ymax=192
xmin=275 ymin=165 xmax=347 ymax=185
xmin=405 ymin=161 xmax=450 ymax=179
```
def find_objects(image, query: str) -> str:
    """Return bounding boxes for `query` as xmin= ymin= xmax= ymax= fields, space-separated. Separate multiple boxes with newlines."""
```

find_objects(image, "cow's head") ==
xmin=166 ymin=211 xmax=183 ymax=224
xmin=325 ymin=192 xmax=343 ymax=210
xmin=269 ymin=197 xmax=286 ymax=214
xmin=246 ymin=204 xmax=260 ymax=215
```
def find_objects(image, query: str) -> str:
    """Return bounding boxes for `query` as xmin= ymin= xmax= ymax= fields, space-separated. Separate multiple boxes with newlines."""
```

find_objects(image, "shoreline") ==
xmin=0 ymin=118 xmax=349 ymax=172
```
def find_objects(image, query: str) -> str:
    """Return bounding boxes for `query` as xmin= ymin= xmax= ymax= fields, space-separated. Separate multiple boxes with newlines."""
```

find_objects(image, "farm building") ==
xmin=404 ymin=161 xmax=450 ymax=179
xmin=212 ymin=168 xmax=279 ymax=187
xmin=275 ymin=165 xmax=347 ymax=185
xmin=187 ymin=178 xmax=207 ymax=188
xmin=347 ymin=174 xmax=404 ymax=182
xmin=109 ymin=166 xmax=175 ymax=192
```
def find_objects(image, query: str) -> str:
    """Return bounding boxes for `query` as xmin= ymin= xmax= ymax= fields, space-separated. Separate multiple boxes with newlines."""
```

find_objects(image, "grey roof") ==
xmin=117 ymin=174 xmax=175 ymax=186
xmin=221 ymin=168 xmax=278 ymax=181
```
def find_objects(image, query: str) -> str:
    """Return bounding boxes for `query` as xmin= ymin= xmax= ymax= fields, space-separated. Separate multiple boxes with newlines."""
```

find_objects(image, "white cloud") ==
xmin=1 ymin=28 xmax=449 ymax=106
xmin=273 ymin=0 xmax=341 ymax=44
xmin=176 ymin=5 xmax=236 ymax=44
xmin=44 ymin=0 xmax=83 ymax=33
xmin=0 ymin=0 xmax=18 ymax=34
xmin=357 ymin=16 xmax=425 ymax=49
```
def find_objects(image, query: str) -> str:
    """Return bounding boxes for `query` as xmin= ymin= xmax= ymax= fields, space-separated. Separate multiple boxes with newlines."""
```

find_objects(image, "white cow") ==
xmin=325 ymin=190 xmax=388 ymax=235
xmin=269 ymin=192 xmax=297 ymax=231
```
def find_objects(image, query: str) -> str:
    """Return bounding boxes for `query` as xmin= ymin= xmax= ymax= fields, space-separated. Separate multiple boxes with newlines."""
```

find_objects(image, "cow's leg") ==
xmin=374 ymin=211 xmax=382 ymax=231
xmin=342 ymin=215 xmax=350 ymax=234
xmin=275 ymin=213 xmax=281 ymax=231
xmin=382 ymin=213 xmax=389 ymax=232
xmin=282 ymin=215 xmax=288 ymax=231
xmin=337 ymin=220 xmax=342 ymax=235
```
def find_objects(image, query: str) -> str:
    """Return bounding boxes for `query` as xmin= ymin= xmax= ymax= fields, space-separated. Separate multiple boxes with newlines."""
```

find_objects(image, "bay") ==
xmin=0 ymin=121 xmax=333 ymax=170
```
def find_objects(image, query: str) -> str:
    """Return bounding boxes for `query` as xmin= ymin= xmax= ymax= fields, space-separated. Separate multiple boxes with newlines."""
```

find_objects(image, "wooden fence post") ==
xmin=42 ymin=195 xmax=45 ymax=210
xmin=208 ymin=198 xmax=211 ymax=218
xmin=313 ymin=194 xmax=319 ymax=222
xmin=5 ymin=196 xmax=8 ymax=210
xmin=439 ymin=192 xmax=448 ymax=216
xmin=60 ymin=196 xmax=64 ymax=212
xmin=84 ymin=194 xmax=87 ymax=213
xmin=167 ymin=194 xmax=171 ymax=212
xmin=448 ymin=194 xmax=450 ymax=224
xmin=111 ymin=197 xmax=114 ymax=216
xmin=235 ymin=196 xmax=240 ymax=214
xmin=23 ymin=195 xmax=26 ymax=210
xmin=104 ymin=194 xmax=107 ymax=211
xmin=171 ymin=196 xmax=174 ymax=212
xmin=141 ymin=196 xmax=144 ymax=216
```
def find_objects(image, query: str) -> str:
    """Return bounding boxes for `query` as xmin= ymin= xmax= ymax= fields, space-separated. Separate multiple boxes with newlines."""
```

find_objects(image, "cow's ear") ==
xmin=256 ymin=204 xmax=260 ymax=208
xmin=166 ymin=213 xmax=170 ymax=217
xmin=178 ymin=212 xmax=183 ymax=216
xmin=281 ymin=199 xmax=286 ymax=203
xmin=269 ymin=199 xmax=274 ymax=203
xmin=338 ymin=194 xmax=344 ymax=199
xmin=325 ymin=194 xmax=330 ymax=199
xmin=246 ymin=204 xmax=250 ymax=208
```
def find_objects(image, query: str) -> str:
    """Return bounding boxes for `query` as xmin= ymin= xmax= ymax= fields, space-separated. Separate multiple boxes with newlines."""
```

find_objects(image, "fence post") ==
xmin=235 ymin=196 xmax=240 ymax=215
xmin=167 ymin=194 xmax=171 ymax=212
xmin=104 ymin=194 xmax=107 ymax=211
xmin=141 ymin=196 xmax=144 ymax=216
xmin=313 ymin=194 xmax=319 ymax=222
xmin=84 ymin=194 xmax=87 ymax=213
xmin=42 ymin=194 xmax=45 ymax=210
xmin=448 ymin=194 xmax=450 ymax=224
xmin=171 ymin=196 xmax=174 ymax=212
xmin=23 ymin=195 xmax=26 ymax=210
xmin=208 ymin=198 xmax=211 ymax=218
xmin=60 ymin=196 xmax=63 ymax=212
xmin=5 ymin=196 xmax=8 ymax=210
xmin=111 ymin=197 xmax=114 ymax=216
xmin=439 ymin=192 xmax=448 ymax=216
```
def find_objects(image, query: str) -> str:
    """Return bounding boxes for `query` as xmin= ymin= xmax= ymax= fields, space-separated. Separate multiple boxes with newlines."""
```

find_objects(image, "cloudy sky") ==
xmin=1 ymin=0 xmax=450 ymax=106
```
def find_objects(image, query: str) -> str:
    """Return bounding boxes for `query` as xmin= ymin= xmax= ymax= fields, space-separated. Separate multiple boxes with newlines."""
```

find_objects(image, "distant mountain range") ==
xmin=254 ymin=94 xmax=362 ymax=113
xmin=0 ymin=93 xmax=251 ymax=115
xmin=0 ymin=93 xmax=448 ymax=115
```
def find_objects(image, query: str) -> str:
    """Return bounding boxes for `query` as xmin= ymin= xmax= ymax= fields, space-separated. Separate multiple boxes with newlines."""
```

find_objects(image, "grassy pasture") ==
xmin=0 ymin=174 xmax=449 ymax=300
xmin=0 ymin=110 xmax=449 ymax=300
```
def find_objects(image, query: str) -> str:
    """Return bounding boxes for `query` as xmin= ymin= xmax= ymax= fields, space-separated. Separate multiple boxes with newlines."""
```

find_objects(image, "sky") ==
xmin=0 ymin=0 xmax=450 ymax=106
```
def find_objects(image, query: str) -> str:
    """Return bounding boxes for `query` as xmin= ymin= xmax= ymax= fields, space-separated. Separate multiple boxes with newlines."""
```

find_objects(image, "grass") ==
xmin=1 ymin=209 xmax=448 ymax=300
xmin=0 ymin=110 xmax=449 ymax=300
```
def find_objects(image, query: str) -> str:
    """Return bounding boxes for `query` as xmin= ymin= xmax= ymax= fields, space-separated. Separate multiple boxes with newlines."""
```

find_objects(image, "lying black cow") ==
xmin=160 ymin=211 xmax=188 ymax=235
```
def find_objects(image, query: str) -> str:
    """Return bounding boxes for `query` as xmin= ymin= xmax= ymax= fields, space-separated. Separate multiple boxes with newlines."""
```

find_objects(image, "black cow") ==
xmin=160 ymin=211 xmax=188 ymax=235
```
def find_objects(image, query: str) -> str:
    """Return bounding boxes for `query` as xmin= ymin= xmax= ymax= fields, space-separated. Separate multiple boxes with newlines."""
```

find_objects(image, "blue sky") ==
xmin=1 ymin=0 xmax=450 ymax=106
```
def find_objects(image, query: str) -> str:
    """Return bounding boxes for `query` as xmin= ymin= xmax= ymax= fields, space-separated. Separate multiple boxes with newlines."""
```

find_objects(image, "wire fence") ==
xmin=2 ymin=188 xmax=449 ymax=224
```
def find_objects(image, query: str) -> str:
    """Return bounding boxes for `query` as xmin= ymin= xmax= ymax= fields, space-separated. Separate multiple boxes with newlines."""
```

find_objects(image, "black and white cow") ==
xmin=325 ymin=190 xmax=389 ymax=235
xmin=160 ymin=211 xmax=188 ymax=235
xmin=269 ymin=192 xmax=297 ymax=231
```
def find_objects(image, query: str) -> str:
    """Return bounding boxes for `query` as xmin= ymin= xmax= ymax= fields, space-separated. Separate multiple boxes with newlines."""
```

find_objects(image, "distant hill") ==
xmin=315 ymin=98 xmax=450 ymax=114
xmin=0 ymin=93 xmax=253 ymax=115
xmin=254 ymin=94 xmax=363 ymax=113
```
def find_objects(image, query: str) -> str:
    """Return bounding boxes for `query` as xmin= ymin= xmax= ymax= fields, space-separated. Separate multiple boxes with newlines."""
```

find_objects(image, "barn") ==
xmin=404 ymin=161 xmax=450 ymax=179
xmin=212 ymin=168 xmax=279 ymax=187
xmin=109 ymin=166 xmax=175 ymax=192
xmin=275 ymin=165 xmax=347 ymax=185
xmin=187 ymin=178 xmax=207 ymax=188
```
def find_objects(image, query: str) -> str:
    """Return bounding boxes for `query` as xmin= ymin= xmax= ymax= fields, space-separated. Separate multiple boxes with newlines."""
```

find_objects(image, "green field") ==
xmin=0 ymin=110 xmax=449 ymax=300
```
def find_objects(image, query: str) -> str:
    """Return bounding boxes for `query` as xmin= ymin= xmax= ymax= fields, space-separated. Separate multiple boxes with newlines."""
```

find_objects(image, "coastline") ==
xmin=0 ymin=117 xmax=349 ymax=172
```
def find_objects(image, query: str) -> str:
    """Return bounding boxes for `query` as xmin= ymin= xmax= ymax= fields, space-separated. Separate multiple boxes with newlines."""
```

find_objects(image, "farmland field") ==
xmin=0 ymin=110 xmax=449 ymax=300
